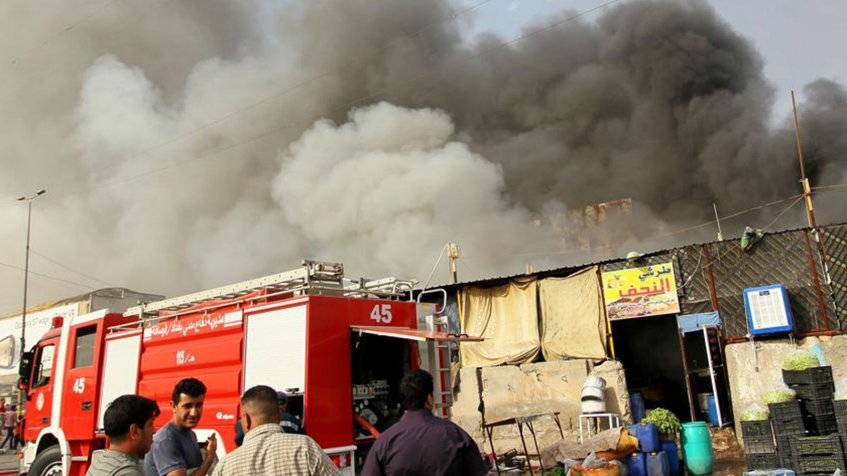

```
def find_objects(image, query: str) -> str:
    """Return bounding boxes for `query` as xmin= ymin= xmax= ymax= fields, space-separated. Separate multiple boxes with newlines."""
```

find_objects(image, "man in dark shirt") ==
xmin=361 ymin=369 xmax=488 ymax=476
xmin=145 ymin=378 xmax=217 ymax=476
xmin=277 ymin=391 xmax=304 ymax=434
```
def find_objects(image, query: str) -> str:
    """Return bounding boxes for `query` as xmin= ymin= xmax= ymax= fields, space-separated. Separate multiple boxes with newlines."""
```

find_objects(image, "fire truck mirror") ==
xmin=18 ymin=350 xmax=34 ymax=385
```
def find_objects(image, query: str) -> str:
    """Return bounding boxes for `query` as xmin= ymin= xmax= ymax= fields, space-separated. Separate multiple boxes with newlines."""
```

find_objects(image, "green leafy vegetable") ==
xmin=762 ymin=388 xmax=796 ymax=404
xmin=642 ymin=408 xmax=682 ymax=435
xmin=783 ymin=350 xmax=820 ymax=371
xmin=740 ymin=404 xmax=770 ymax=421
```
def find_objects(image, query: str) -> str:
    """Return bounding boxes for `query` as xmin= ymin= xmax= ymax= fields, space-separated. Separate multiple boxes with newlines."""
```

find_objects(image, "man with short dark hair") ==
xmin=213 ymin=385 xmax=339 ymax=476
xmin=234 ymin=390 xmax=303 ymax=446
xmin=145 ymin=378 xmax=217 ymax=476
xmin=362 ymin=369 xmax=488 ymax=476
xmin=87 ymin=395 xmax=160 ymax=476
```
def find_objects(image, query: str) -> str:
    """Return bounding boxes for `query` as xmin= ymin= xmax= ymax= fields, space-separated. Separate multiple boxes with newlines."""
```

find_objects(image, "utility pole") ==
xmin=791 ymin=91 xmax=839 ymax=331
xmin=791 ymin=90 xmax=817 ymax=229
xmin=447 ymin=242 xmax=460 ymax=284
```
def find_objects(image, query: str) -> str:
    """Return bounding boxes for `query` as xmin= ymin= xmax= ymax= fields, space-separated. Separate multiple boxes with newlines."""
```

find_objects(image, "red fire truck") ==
xmin=17 ymin=261 xmax=478 ymax=476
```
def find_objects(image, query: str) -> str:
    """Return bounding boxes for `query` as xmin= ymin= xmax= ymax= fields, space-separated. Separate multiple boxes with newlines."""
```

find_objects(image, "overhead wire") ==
xmin=29 ymin=248 xmax=114 ymax=288
xmin=0 ymin=260 xmax=98 ymax=291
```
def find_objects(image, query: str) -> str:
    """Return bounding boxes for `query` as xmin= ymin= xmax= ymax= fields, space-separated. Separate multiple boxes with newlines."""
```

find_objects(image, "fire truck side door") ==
xmin=62 ymin=324 xmax=100 ymax=440
xmin=25 ymin=338 xmax=59 ymax=441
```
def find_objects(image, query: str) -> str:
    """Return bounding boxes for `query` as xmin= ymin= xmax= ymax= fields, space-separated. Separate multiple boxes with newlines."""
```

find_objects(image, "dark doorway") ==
xmin=611 ymin=314 xmax=691 ymax=423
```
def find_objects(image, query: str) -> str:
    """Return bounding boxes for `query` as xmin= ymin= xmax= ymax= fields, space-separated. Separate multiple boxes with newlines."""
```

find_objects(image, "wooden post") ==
xmin=448 ymin=242 xmax=460 ymax=284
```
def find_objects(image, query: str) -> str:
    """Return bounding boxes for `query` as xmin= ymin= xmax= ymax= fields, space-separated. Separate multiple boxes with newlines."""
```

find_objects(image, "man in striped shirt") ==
xmin=87 ymin=395 xmax=160 ymax=476
xmin=213 ymin=385 xmax=339 ymax=476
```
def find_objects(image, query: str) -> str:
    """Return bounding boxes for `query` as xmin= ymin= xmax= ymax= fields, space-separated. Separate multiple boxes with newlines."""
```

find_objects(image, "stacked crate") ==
xmin=837 ymin=400 xmax=847 ymax=458
xmin=783 ymin=366 xmax=837 ymax=436
xmin=789 ymin=435 xmax=846 ymax=475
xmin=743 ymin=420 xmax=779 ymax=470
xmin=769 ymin=401 xmax=806 ymax=470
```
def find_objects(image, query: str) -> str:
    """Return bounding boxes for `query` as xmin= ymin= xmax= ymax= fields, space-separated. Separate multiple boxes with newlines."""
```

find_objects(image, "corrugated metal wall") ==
xmin=821 ymin=224 xmax=847 ymax=326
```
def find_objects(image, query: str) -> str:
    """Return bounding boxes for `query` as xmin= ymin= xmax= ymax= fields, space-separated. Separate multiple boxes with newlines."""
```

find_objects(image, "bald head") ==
xmin=241 ymin=385 xmax=281 ymax=430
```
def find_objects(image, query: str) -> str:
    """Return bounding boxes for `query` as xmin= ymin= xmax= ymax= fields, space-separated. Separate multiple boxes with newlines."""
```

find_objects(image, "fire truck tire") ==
xmin=28 ymin=445 xmax=63 ymax=476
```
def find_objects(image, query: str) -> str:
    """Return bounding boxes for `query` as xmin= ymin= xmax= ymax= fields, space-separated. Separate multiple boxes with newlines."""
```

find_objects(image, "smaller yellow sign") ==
xmin=601 ymin=263 xmax=680 ymax=320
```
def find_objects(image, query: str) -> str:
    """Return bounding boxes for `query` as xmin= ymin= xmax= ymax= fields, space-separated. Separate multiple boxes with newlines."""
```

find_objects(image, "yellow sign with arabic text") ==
xmin=602 ymin=263 xmax=680 ymax=319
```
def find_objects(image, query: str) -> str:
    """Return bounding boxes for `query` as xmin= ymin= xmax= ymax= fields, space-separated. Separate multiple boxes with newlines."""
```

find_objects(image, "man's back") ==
xmin=87 ymin=449 xmax=145 ymax=476
xmin=362 ymin=410 xmax=487 ymax=476
xmin=213 ymin=423 xmax=338 ymax=476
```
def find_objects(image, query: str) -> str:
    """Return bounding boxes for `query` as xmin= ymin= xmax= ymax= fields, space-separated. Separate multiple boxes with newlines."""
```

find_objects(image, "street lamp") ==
xmin=17 ymin=189 xmax=46 ymax=367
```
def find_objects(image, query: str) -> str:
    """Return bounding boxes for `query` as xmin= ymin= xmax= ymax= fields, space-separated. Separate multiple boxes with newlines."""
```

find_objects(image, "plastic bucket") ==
xmin=583 ymin=376 xmax=607 ymax=389
xmin=681 ymin=422 xmax=714 ymax=474
xmin=582 ymin=386 xmax=605 ymax=400
xmin=582 ymin=398 xmax=607 ymax=413
xmin=707 ymin=395 xmax=719 ymax=426
xmin=630 ymin=392 xmax=646 ymax=423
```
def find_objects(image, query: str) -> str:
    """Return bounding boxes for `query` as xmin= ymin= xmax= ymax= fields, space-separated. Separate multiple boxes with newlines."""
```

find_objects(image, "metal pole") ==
xmin=16 ymin=189 xmax=45 ymax=394
xmin=21 ymin=200 xmax=32 ymax=363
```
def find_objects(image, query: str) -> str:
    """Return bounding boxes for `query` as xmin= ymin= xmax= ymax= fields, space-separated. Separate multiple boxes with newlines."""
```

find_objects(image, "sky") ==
xmin=471 ymin=0 xmax=847 ymax=123
xmin=1 ymin=0 xmax=845 ymax=315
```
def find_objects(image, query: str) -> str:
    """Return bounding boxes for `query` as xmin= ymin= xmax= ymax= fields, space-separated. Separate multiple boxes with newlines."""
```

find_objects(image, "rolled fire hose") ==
xmin=354 ymin=414 xmax=381 ymax=438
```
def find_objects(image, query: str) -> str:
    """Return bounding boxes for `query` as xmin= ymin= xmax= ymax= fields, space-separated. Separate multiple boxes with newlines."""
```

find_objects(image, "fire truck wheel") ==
xmin=28 ymin=446 xmax=62 ymax=476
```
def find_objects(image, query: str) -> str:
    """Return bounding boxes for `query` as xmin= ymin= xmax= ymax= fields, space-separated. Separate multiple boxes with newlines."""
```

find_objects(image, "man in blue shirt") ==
xmin=145 ymin=378 xmax=217 ymax=476
xmin=361 ymin=370 xmax=488 ymax=476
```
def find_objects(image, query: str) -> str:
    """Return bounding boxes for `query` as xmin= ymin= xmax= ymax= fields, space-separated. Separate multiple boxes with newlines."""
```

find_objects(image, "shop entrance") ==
xmin=611 ymin=314 xmax=691 ymax=423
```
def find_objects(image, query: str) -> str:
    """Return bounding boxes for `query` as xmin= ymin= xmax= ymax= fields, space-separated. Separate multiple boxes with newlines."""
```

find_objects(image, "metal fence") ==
xmin=600 ymin=227 xmax=844 ymax=338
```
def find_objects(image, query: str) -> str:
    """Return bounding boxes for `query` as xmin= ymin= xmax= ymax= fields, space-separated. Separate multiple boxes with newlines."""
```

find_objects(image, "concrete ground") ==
xmin=0 ymin=451 xmax=18 ymax=474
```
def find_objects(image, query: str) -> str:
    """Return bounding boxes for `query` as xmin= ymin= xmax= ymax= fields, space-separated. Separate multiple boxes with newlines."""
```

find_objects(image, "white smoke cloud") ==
xmin=273 ymin=102 xmax=560 ymax=278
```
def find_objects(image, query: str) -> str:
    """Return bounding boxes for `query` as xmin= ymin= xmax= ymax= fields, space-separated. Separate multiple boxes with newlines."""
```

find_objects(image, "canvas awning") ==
xmin=676 ymin=311 xmax=721 ymax=333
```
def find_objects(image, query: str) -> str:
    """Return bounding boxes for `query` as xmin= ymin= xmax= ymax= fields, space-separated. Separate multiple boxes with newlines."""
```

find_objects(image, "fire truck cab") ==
xmin=18 ymin=261 xmax=477 ymax=476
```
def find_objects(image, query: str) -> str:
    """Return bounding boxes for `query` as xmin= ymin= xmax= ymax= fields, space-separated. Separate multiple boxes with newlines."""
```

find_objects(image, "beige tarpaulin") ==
xmin=539 ymin=266 xmax=608 ymax=360
xmin=460 ymin=278 xmax=540 ymax=367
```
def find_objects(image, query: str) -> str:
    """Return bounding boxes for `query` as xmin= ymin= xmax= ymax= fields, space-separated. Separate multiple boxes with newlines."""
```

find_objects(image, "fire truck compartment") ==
xmin=350 ymin=331 xmax=412 ymax=439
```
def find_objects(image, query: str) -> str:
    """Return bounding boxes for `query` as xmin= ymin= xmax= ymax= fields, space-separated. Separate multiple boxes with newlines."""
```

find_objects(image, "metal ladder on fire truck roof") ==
xmin=126 ymin=260 xmax=416 ymax=320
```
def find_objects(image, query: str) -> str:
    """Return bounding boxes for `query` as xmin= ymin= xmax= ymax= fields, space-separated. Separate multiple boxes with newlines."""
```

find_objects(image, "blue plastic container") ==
xmin=646 ymin=451 xmax=670 ymax=476
xmin=631 ymin=392 xmax=646 ymax=423
xmin=681 ymin=421 xmax=714 ymax=474
xmin=627 ymin=453 xmax=648 ymax=476
xmin=743 ymin=472 xmax=796 ymax=476
xmin=661 ymin=439 xmax=681 ymax=476
xmin=707 ymin=395 xmax=719 ymax=426
xmin=637 ymin=422 xmax=660 ymax=453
